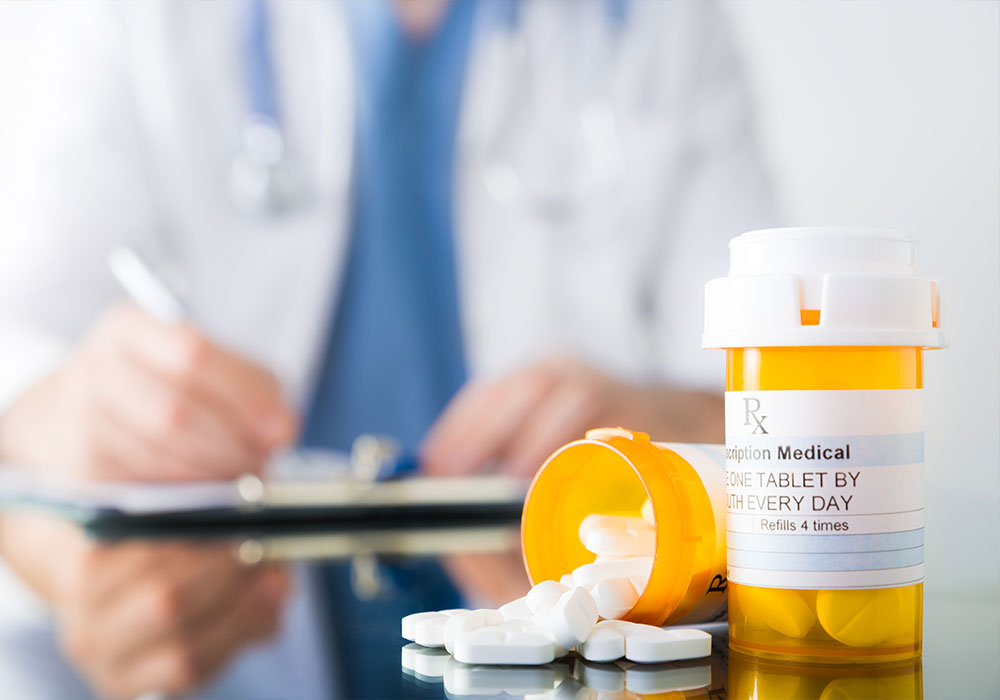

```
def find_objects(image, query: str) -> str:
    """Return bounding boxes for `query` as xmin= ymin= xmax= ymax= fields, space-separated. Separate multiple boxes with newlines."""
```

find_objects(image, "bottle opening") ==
xmin=521 ymin=433 xmax=724 ymax=626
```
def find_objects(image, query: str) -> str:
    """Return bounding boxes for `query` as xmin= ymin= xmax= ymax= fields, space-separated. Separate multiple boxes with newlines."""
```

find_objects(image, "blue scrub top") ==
xmin=301 ymin=0 xmax=476 ymax=455
xmin=302 ymin=3 xmax=478 ymax=697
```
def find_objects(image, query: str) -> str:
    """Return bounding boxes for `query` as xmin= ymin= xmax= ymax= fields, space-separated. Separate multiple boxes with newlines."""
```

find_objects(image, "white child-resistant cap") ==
xmin=702 ymin=227 xmax=946 ymax=348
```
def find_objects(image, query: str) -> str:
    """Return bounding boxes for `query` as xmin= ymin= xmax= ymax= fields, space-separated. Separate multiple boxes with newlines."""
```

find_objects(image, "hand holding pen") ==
xmin=0 ymin=247 xmax=298 ymax=481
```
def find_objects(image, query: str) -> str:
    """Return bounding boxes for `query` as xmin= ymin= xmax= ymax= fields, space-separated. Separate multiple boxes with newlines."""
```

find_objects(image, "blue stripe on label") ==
xmin=727 ymin=547 xmax=924 ymax=572
xmin=727 ymin=529 xmax=924 ymax=554
xmin=726 ymin=432 xmax=924 ymax=468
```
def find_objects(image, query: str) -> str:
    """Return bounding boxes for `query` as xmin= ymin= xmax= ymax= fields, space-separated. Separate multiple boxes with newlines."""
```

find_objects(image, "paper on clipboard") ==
xmin=0 ymin=449 xmax=528 ymax=524
xmin=0 ymin=449 xmax=347 ymax=517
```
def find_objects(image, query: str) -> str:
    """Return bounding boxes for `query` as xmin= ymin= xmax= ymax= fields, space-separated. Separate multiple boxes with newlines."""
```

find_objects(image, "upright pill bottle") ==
xmin=521 ymin=428 xmax=729 ymax=626
xmin=703 ymin=227 xmax=945 ymax=662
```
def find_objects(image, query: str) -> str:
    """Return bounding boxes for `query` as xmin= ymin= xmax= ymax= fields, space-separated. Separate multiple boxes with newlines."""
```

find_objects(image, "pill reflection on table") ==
xmin=400 ymin=643 xmax=451 ymax=681
xmin=443 ymin=658 xmax=568 ymax=696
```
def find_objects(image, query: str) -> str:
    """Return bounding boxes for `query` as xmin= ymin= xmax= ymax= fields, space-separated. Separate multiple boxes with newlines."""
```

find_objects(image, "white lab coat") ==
xmin=0 ymin=0 xmax=775 ymax=414
xmin=0 ymin=3 xmax=776 ymax=696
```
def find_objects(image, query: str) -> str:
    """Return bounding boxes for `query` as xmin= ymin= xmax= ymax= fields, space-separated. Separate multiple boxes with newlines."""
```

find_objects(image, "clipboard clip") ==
xmin=235 ymin=434 xmax=421 ymax=510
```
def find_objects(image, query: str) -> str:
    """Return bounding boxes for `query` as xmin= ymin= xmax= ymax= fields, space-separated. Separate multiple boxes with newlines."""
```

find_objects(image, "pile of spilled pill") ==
xmin=401 ymin=506 xmax=712 ymax=666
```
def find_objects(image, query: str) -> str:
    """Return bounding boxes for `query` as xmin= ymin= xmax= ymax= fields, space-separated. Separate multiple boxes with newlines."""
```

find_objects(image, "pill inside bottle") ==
xmin=521 ymin=428 xmax=729 ymax=627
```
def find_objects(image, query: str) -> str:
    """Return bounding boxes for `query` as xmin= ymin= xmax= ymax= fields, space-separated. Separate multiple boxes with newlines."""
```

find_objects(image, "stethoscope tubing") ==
xmin=243 ymin=0 xmax=280 ymax=125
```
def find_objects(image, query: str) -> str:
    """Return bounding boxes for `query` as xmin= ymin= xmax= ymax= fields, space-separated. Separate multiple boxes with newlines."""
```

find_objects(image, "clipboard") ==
xmin=0 ymin=455 xmax=528 ymax=538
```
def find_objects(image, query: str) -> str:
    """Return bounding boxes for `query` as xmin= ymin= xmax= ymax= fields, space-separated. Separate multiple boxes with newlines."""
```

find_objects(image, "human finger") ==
xmin=93 ymin=353 xmax=266 ymax=477
xmin=97 ymin=306 xmax=297 ymax=450
xmin=501 ymin=379 xmax=607 ymax=477
xmin=421 ymin=365 xmax=558 ymax=475
xmin=83 ymin=397 xmax=225 ymax=481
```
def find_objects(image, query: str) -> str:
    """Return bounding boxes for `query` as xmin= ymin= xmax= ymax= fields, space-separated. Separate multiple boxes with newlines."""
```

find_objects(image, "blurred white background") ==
xmin=724 ymin=0 xmax=999 ymax=601
xmin=0 ymin=0 xmax=996 ymax=649
xmin=723 ymin=4 xmax=998 ymax=694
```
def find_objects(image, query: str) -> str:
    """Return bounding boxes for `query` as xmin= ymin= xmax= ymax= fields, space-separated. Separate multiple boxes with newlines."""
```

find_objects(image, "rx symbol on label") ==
xmin=743 ymin=397 xmax=768 ymax=434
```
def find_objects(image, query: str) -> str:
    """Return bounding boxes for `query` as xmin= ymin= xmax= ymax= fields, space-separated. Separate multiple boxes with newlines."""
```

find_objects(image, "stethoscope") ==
xmin=228 ymin=0 xmax=301 ymax=215
xmin=228 ymin=0 xmax=631 ymax=218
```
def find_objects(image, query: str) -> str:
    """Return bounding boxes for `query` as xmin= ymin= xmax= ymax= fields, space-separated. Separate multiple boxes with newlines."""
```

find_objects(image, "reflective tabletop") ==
xmin=0 ymin=517 xmax=995 ymax=699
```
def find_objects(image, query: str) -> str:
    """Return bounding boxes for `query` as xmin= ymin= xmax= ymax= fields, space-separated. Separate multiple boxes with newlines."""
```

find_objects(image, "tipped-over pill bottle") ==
xmin=521 ymin=427 xmax=729 ymax=626
xmin=703 ymin=227 xmax=945 ymax=662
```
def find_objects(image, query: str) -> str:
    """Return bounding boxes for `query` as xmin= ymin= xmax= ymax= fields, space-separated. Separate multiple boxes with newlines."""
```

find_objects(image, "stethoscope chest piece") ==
xmin=229 ymin=114 xmax=302 ymax=215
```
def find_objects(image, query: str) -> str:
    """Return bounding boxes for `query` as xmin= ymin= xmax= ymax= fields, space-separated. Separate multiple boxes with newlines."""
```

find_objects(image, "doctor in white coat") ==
xmin=0 ymin=0 xmax=775 ymax=697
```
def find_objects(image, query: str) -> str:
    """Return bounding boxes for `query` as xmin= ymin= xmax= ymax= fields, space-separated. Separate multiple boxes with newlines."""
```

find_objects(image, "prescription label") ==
xmin=724 ymin=389 xmax=924 ymax=590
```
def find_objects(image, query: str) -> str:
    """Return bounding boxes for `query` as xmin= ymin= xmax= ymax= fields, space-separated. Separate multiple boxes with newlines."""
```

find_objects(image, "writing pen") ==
xmin=107 ymin=247 xmax=187 ymax=323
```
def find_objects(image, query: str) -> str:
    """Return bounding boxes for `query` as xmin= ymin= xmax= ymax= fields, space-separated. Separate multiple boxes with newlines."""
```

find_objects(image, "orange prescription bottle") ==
xmin=703 ymin=227 xmax=945 ymax=662
xmin=521 ymin=428 xmax=729 ymax=626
